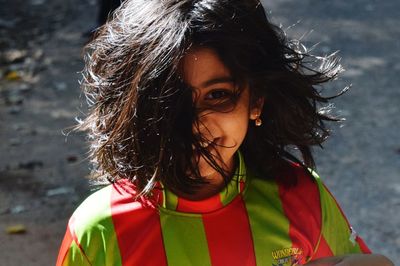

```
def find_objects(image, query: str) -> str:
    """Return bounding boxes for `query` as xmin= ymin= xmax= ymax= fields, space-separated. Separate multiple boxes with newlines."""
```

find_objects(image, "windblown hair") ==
xmin=80 ymin=0 xmax=344 ymax=195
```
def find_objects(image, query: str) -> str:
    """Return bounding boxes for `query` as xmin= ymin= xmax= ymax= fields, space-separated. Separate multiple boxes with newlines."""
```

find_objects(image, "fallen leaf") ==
xmin=5 ymin=71 xmax=21 ymax=81
xmin=6 ymin=224 xmax=27 ymax=234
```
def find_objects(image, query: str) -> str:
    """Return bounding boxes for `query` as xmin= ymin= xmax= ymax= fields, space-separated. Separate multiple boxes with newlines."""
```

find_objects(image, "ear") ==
xmin=249 ymin=97 xmax=265 ymax=120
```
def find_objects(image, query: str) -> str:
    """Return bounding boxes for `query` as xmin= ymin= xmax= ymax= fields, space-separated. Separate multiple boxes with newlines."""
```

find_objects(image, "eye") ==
xmin=204 ymin=89 xmax=232 ymax=100
xmin=196 ymin=87 xmax=238 ymax=112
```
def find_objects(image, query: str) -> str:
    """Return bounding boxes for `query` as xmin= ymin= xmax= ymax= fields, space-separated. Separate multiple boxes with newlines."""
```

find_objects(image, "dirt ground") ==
xmin=1 ymin=0 xmax=399 ymax=265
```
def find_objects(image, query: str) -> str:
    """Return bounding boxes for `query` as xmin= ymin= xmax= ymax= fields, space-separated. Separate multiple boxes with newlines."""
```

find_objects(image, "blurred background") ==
xmin=0 ymin=0 xmax=399 ymax=265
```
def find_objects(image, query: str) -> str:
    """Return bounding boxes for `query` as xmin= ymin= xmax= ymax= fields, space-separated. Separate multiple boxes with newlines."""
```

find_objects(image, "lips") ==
xmin=199 ymin=137 xmax=221 ymax=149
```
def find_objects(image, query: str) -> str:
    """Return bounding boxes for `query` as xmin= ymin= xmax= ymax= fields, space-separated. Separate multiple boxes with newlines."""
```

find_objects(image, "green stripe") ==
xmin=244 ymin=176 xmax=292 ymax=265
xmin=219 ymin=174 xmax=240 ymax=206
xmin=73 ymin=186 xmax=123 ymax=266
xmin=164 ymin=187 xmax=179 ymax=210
xmin=219 ymin=151 xmax=246 ymax=206
xmin=315 ymin=175 xmax=363 ymax=255
xmin=63 ymin=242 xmax=91 ymax=266
xmin=160 ymin=211 xmax=212 ymax=266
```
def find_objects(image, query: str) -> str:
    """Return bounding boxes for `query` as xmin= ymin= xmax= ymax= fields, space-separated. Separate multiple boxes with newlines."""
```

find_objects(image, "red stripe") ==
xmin=152 ymin=183 xmax=164 ymax=206
xmin=277 ymin=166 xmax=322 ymax=263
xmin=56 ymin=224 xmax=74 ymax=266
xmin=356 ymin=236 xmax=372 ymax=254
xmin=312 ymin=235 xmax=334 ymax=259
xmin=202 ymin=196 xmax=256 ymax=266
xmin=68 ymin=217 xmax=82 ymax=251
xmin=177 ymin=193 xmax=223 ymax=213
xmin=111 ymin=182 xmax=167 ymax=266
xmin=56 ymin=217 xmax=89 ymax=265
xmin=239 ymin=180 xmax=245 ymax=192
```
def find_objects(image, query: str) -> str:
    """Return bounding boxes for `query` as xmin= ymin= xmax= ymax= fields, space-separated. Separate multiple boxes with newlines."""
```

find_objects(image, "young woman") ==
xmin=57 ymin=1 xmax=394 ymax=265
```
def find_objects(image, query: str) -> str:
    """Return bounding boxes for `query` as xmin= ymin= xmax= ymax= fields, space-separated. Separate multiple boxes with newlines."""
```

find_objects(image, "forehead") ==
xmin=181 ymin=47 xmax=232 ymax=89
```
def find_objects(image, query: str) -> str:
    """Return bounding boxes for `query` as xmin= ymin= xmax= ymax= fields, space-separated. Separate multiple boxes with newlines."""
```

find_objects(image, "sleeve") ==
xmin=56 ymin=221 xmax=91 ymax=266
xmin=56 ymin=186 xmax=123 ymax=266
xmin=310 ymin=170 xmax=371 ymax=260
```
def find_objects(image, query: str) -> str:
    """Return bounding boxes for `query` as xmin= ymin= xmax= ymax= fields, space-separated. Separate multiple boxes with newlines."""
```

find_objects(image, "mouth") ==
xmin=199 ymin=137 xmax=220 ymax=149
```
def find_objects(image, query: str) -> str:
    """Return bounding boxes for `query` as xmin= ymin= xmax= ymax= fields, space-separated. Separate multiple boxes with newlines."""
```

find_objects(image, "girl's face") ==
xmin=181 ymin=47 xmax=262 ymax=182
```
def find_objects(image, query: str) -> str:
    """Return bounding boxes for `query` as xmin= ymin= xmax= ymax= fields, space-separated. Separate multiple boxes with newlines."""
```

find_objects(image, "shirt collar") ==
xmin=156 ymin=151 xmax=247 ymax=214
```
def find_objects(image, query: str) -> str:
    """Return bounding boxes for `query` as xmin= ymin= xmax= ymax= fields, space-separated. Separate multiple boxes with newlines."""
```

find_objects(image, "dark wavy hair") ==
xmin=80 ymin=0 xmax=344 ymax=195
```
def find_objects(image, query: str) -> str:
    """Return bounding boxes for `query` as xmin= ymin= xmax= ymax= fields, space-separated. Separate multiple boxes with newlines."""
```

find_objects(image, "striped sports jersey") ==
xmin=57 ymin=153 xmax=370 ymax=266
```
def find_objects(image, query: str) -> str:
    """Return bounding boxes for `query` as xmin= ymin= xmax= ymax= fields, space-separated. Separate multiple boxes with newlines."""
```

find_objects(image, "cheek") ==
xmin=234 ymin=99 xmax=251 ymax=139
xmin=222 ymin=110 xmax=249 ymax=146
xmin=236 ymin=116 xmax=250 ymax=143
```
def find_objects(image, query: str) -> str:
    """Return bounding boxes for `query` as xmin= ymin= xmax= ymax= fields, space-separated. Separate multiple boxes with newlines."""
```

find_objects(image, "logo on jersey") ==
xmin=271 ymin=247 xmax=303 ymax=266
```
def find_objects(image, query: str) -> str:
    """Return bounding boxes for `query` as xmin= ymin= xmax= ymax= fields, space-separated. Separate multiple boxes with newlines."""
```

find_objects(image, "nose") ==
xmin=193 ymin=109 xmax=217 ymax=143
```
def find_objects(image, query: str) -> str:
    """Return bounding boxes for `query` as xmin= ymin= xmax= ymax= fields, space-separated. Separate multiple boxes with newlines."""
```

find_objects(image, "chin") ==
xmin=197 ymin=160 xmax=218 ymax=178
xmin=197 ymin=153 xmax=234 ymax=178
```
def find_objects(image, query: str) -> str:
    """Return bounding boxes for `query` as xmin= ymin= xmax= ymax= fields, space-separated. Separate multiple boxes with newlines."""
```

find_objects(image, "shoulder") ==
xmin=269 ymin=162 xmax=322 ymax=197
xmin=61 ymin=179 xmax=161 ymax=265
xmin=248 ymin=162 xmax=324 ymax=226
xmin=69 ymin=180 xmax=151 ymax=240
xmin=272 ymin=162 xmax=322 ymax=217
xmin=67 ymin=184 xmax=115 ymax=245
xmin=245 ymin=163 xmax=324 ymax=258
xmin=65 ymin=180 xmax=156 ymax=264
xmin=275 ymin=164 xmax=372 ymax=257
xmin=246 ymin=163 xmax=323 ymax=216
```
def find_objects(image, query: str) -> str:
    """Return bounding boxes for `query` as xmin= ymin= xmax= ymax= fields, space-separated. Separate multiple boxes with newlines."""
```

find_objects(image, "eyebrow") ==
xmin=200 ymin=76 xmax=234 ymax=88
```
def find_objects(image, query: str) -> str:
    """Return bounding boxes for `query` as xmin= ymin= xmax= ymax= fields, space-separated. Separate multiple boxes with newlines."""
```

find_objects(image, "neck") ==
xmin=175 ymin=157 xmax=236 ymax=201
xmin=178 ymin=175 xmax=228 ymax=201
